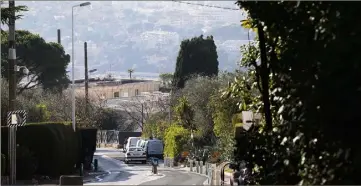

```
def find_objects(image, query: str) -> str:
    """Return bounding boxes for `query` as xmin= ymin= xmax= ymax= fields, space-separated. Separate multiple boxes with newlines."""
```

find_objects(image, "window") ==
xmin=135 ymin=89 xmax=139 ymax=96
xmin=113 ymin=91 xmax=119 ymax=98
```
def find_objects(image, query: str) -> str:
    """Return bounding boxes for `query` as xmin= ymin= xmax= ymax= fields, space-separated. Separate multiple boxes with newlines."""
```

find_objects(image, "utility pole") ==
xmin=84 ymin=42 xmax=89 ymax=115
xmin=8 ymin=0 xmax=17 ymax=112
xmin=57 ymin=29 xmax=61 ymax=44
xmin=141 ymin=103 xmax=144 ymax=131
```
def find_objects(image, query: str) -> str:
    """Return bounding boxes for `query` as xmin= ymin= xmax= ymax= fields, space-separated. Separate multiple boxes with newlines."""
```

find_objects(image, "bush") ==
xmin=143 ymin=118 xmax=169 ymax=140
xmin=77 ymin=128 xmax=97 ymax=170
xmin=16 ymin=145 xmax=38 ymax=180
xmin=1 ymin=123 xmax=79 ymax=177
xmin=164 ymin=124 xmax=190 ymax=158
xmin=20 ymin=123 xmax=79 ymax=176
xmin=1 ymin=154 xmax=5 ymax=176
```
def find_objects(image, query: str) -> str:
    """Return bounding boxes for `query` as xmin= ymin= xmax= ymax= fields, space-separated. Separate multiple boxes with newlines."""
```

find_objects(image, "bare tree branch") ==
xmin=112 ymin=93 xmax=170 ymax=131
xmin=17 ymin=74 xmax=39 ymax=94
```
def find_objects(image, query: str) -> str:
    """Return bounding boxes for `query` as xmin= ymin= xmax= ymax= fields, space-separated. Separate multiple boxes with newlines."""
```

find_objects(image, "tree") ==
xmin=172 ymin=35 xmax=219 ymax=89
xmin=228 ymin=1 xmax=361 ymax=185
xmin=116 ymin=94 xmax=170 ymax=131
xmin=179 ymin=75 xmax=232 ymax=140
xmin=142 ymin=113 xmax=170 ymax=140
xmin=0 ymin=4 xmax=28 ymax=26
xmin=127 ymin=69 xmax=134 ymax=79
xmin=208 ymin=92 xmax=239 ymax=161
xmin=174 ymin=96 xmax=194 ymax=130
xmin=97 ymin=109 xmax=136 ymax=131
xmin=159 ymin=73 xmax=173 ymax=88
xmin=1 ymin=30 xmax=70 ymax=93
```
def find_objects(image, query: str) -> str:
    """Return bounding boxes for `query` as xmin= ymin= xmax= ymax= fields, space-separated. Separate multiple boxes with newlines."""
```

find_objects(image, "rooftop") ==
xmin=73 ymin=78 xmax=159 ymax=87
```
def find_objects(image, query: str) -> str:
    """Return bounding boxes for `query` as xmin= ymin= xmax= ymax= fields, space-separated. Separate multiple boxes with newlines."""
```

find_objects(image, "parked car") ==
xmin=144 ymin=139 xmax=164 ymax=159
xmin=123 ymin=137 xmax=141 ymax=153
xmin=124 ymin=147 xmax=147 ymax=164
xmin=136 ymin=139 xmax=145 ymax=148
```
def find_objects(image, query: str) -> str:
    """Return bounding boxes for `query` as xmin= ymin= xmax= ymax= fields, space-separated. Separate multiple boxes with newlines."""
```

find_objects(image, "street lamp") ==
xmin=71 ymin=1 xmax=91 ymax=131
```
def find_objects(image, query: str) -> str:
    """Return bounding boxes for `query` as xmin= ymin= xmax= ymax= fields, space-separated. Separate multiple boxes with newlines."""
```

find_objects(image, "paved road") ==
xmin=139 ymin=169 xmax=207 ymax=185
xmin=85 ymin=148 xmax=164 ymax=185
xmin=86 ymin=148 xmax=208 ymax=185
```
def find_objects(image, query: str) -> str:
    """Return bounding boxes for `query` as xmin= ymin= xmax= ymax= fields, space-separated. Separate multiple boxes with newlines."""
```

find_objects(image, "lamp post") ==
xmin=72 ymin=2 xmax=91 ymax=131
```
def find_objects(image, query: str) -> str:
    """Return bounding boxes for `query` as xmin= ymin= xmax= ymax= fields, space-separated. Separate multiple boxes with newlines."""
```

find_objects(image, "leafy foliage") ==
xmin=142 ymin=112 xmax=169 ymax=140
xmin=163 ymin=124 xmax=190 ymax=158
xmin=97 ymin=109 xmax=133 ymax=131
xmin=172 ymin=35 xmax=219 ymax=89
xmin=208 ymin=91 xmax=239 ymax=161
xmin=173 ymin=96 xmax=194 ymax=130
xmin=0 ymin=4 xmax=28 ymax=25
xmin=228 ymin=1 xmax=361 ymax=185
xmin=1 ymin=78 xmax=135 ymax=130
xmin=159 ymin=73 xmax=173 ymax=88
xmin=1 ymin=30 xmax=70 ymax=93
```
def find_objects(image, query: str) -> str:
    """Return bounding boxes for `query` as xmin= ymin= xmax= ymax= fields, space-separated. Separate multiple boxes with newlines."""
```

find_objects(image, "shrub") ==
xmin=164 ymin=124 xmax=190 ymax=158
xmin=143 ymin=119 xmax=169 ymax=140
xmin=16 ymin=145 xmax=38 ymax=180
xmin=1 ymin=123 xmax=79 ymax=177
xmin=77 ymin=128 xmax=97 ymax=170
xmin=1 ymin=154 xmax=5 ymax=176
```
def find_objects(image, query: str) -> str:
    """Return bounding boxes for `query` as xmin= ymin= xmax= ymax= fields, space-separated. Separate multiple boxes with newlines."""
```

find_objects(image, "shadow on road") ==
xmin=95 ymin=171 xmax=136 ymax=183
xmin=85 ymin=154 xmax=157 ymax=185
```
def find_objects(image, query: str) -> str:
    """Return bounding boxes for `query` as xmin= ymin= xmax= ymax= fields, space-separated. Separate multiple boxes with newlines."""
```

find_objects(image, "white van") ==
xmin=136 ymin=139 xmax=145 ymax=148
xmin=140 ymin=140 xmax=148 ymax=150
xmin=145 ymin=139 xmax=164 ymax=159
xmin=123 ymin=137 xmax=141 ymax=153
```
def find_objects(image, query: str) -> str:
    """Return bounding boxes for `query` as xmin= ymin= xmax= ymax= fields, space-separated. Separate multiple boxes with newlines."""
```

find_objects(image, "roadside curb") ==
xmin=161 ymin=164 xmax=210 ymax=183
xmin=162 ymin=164 xmax=234 ymax=186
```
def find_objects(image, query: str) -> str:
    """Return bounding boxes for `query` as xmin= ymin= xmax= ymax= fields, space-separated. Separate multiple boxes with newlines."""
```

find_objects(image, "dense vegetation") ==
xmin=3 ymin=1 xmax=361 ymax=184
xmin=144 ymin=2 xmax=361 ymax=185
xmin=1 ymin=30 xmax=70 ymax=93
xmin=227 ymin=1 xmax=361 ymax=185
xmin=172 ymin=35 xmax=219 ymax=89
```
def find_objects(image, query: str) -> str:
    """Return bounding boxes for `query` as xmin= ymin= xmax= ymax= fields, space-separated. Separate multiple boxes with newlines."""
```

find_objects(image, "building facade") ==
xmin=74 ymin=79 xmax=162 ymax=101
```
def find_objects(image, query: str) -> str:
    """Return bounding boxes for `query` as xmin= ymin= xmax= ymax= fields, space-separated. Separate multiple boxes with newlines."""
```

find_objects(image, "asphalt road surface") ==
xmin=139 ymin=169 xmax=208 ymax=185
xmin=87 ymin=148 xmax=208 ymax=185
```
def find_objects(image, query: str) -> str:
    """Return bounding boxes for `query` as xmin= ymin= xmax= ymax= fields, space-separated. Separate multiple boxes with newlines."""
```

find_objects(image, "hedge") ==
xmin=1 ymin=123 xmax=79 ymax=178
xmin=164 ymin=124 xmax=190 ymax=158
xmin=77 ymin=128 xmax=97 ymax=170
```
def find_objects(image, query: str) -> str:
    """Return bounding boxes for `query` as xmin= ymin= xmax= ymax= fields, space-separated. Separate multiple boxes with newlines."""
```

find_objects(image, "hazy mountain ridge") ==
xmin=12 ymin=1 xmax=247 ymax=79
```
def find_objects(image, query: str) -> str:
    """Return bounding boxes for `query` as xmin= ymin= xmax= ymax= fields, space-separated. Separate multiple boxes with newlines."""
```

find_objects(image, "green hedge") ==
xmin=77 ymin=128 xmax=97 ymax=170
xmin=26 ymin=121 xmax=72 ymax=125
xmin=1 ymin=154 xmax=5 ymax=176
xmin=164 ymin=124 xmax=190 ymax=158
xmin=1 ymin=123 xmax=79 ymax=178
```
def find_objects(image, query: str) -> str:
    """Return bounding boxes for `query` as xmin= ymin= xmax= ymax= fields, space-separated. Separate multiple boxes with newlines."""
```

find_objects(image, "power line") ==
xmin=172 ymin=1 xmax=239 ymax=11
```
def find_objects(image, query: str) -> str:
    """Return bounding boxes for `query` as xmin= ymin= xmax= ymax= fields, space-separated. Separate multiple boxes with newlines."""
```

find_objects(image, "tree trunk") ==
xmin=257 ymin=24 xmax=273 ymax=132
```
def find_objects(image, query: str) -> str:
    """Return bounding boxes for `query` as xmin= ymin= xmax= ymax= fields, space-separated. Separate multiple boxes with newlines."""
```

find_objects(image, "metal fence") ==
xmin=97 ymin=130 xmax=119 ymax=145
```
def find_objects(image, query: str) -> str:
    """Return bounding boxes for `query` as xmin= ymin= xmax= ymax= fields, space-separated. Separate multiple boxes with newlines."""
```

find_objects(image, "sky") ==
xmin=4 ymin=1 xmax=249 ymax=79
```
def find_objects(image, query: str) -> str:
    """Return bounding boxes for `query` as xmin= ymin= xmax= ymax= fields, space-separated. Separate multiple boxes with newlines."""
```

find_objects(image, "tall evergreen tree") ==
xmin=172 ymin=35 xmax=219 ymax=89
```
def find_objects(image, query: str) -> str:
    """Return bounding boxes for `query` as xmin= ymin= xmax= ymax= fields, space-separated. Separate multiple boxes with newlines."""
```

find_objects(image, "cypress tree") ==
xmin=172 ymin=35 xmax=219 ymax=89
